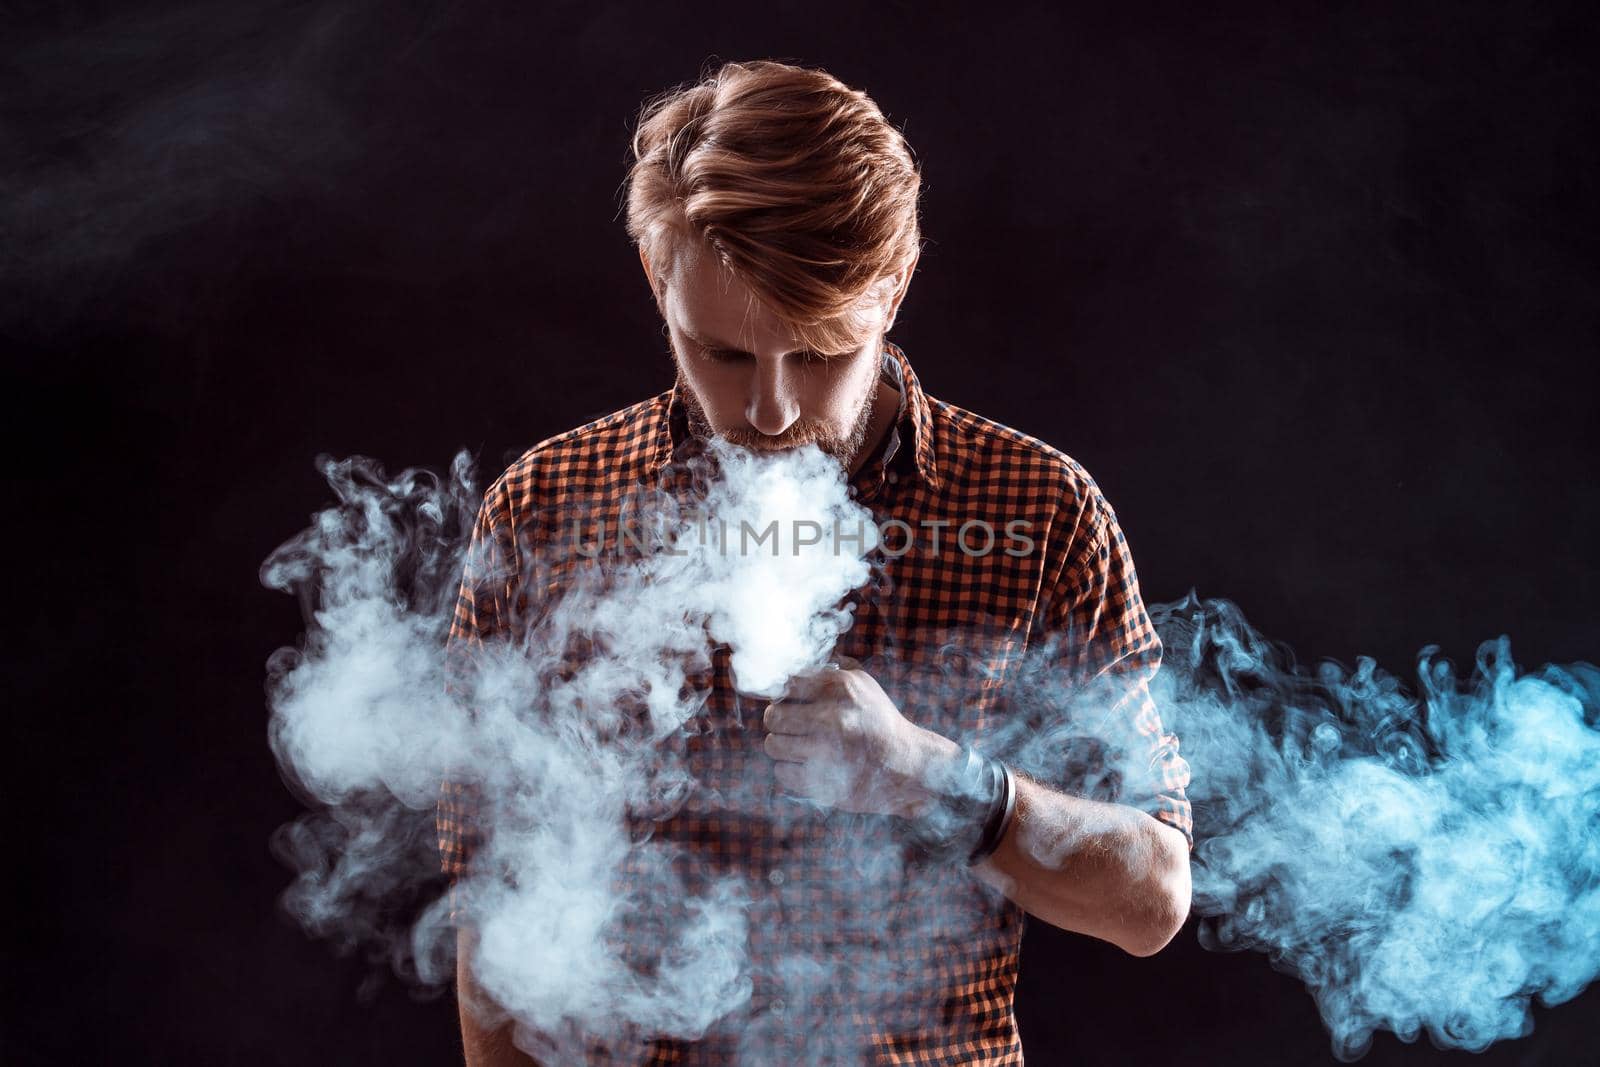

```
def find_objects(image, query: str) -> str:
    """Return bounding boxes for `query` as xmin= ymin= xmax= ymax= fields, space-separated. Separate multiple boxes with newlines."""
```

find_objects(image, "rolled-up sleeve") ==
xmin=1042 ymin=483 xmax=1194 ymax=849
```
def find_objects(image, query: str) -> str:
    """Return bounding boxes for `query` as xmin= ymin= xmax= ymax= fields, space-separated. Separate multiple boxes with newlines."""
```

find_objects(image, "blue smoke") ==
xmin=1153 ymin=594 xmax=1600 ymax=1059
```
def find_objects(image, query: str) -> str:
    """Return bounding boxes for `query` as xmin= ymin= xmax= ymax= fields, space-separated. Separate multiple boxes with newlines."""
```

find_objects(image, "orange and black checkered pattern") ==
xmin=439 ymin=342 xmax=1191 ymax=1064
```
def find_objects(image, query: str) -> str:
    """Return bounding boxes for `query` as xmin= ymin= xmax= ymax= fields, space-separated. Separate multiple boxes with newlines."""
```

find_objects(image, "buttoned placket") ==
xmin=661 ymin=345 xmax=919 ymax=1029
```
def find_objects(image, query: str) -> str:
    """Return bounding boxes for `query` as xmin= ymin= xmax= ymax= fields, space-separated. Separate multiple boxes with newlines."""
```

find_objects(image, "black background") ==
xmin=8 ymin=2 xmax=1599 ymax=1064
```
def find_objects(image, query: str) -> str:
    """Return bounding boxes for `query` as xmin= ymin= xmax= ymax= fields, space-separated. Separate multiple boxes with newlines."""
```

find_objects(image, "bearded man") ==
xmin=440 ymin=58 xmax=1193 ymax=1066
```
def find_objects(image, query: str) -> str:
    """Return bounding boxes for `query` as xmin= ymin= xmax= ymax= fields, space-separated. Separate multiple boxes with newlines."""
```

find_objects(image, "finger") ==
xmin=781 ymin=666 xmax=842 ymax=702
xmin=831 ymin=654 xmax=863 ymax=671
xmin=763 ymin=730 xmax=827 ymax=763
xmin=763 ymin=699 xmax=821 ymax=735
xmin=775 ymin=685 xmax=821 ymax=705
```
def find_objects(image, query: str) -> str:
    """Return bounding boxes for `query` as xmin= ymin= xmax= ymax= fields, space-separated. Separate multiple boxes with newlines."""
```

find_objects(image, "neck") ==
xmin=847 ymin=377 xmax=903 ymax=478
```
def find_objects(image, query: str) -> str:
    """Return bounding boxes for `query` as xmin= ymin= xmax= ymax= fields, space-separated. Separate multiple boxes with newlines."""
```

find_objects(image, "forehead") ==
xmin=666 ymin=245 xmax=795 ymax=351
xmin=663 ymin=240 xmax=878 ymax=355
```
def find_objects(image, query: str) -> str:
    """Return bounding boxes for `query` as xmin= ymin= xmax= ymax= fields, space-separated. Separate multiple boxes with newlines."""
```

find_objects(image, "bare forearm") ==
xmin=972 ymin=775 xmax=1191 ymax=956
xmin=457 ymin=929 xmax=540 ymax=1067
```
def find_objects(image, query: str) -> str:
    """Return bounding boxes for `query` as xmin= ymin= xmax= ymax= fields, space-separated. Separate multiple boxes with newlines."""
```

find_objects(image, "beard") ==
xmin=674 ymin=366 xmax=880 ymax=471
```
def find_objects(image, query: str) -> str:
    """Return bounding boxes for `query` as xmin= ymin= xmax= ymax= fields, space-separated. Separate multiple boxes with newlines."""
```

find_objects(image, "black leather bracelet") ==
xmin=966 ymin=758 xmax=1017 ymax=865
xmin=901 ymin=745 xmax=1015 ymax=867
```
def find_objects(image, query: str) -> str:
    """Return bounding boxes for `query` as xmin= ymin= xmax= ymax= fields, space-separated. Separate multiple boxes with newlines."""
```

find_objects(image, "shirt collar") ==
xmin=655 ymin=340 xmax=940 ymax=491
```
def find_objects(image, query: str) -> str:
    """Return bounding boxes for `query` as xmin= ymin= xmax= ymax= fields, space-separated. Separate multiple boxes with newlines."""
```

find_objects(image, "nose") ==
xmin=745 ymin=357 xmax=800 ymax=438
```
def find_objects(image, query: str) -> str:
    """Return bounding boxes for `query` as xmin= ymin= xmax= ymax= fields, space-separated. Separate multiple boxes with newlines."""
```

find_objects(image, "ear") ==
xmin=882 ymin=247 xmax=921 ymax=333
xmin=639 ymin=246 xmax=666 ymax=312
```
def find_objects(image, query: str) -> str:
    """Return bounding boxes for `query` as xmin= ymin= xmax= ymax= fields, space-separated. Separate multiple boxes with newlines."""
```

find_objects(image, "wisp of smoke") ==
xmin=262 ymin=449 xmax=1600 ymax=1061
xmin=1150 ymin=594 xmax=1600 ymax=1060
xmin=4 ymin=5 xmax=363 ymax=334
xmin=263 ymin=441 xmax=875 ymax=1055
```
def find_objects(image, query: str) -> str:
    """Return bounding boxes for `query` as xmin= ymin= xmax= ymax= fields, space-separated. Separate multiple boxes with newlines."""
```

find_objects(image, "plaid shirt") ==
xmin=439 ymin=341 xmax=1191 ymax=1064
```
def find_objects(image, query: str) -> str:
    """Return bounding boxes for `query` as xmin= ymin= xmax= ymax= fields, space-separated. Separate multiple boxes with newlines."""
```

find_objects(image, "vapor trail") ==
xmin=1152 ymin=594 xmax=1600 ymax=1059
xmin=262 ymin=450 xmax=1600 ymax=1061
xmin=263 ymin=442 xmax=875 ymax=1056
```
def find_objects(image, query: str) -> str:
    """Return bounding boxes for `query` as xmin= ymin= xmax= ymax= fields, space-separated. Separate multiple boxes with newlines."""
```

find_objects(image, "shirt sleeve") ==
xmin=1038 ymin=480 xmax=1194 ymax=849
xmin=437 ymin=478 xmax=518 ymax=882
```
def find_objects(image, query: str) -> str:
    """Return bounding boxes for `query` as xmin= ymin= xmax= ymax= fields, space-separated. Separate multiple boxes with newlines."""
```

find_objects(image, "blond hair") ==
xmin=624 ymin=59 xmax=923 ymax=353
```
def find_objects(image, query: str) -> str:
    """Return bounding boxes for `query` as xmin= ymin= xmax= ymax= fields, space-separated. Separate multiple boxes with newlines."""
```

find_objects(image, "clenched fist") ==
xmin=761 ymin=657 xmax=962 ymax=818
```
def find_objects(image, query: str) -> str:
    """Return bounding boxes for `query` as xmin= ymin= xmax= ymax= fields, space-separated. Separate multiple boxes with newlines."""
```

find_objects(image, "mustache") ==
xmin=719 ymin=424 xmax=830 ymax=450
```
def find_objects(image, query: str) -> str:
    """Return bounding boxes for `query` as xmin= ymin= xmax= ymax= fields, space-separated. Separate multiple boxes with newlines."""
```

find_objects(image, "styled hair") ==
xmin=624 ymin=59 xmax=923 ymax=353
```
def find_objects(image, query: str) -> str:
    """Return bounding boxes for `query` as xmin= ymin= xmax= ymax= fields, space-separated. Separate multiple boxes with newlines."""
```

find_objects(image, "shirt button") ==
xmin=771 ymin=998 xmax=786 ymax=1015
xmin=886 ymin=472 xmax=899 ymax=484
xmin=768 ymin=868 xmax=785 ymax=885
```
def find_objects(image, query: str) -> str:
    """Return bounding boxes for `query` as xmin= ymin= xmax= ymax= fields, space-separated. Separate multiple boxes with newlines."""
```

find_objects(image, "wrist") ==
xmin=902 ymin=731 xmax=964 ymax=819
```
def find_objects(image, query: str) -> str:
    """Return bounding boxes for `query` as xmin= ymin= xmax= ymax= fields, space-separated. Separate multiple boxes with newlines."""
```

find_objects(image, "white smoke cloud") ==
xmin=263 ymin=440 xmax=880 ymax=1058
xmin=262 ymin=447 xmax=1600 ymax=1062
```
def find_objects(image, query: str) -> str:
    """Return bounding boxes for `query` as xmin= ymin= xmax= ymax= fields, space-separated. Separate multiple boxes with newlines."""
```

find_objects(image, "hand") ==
xmin=761 ymin=657 xmax=961 ymax=818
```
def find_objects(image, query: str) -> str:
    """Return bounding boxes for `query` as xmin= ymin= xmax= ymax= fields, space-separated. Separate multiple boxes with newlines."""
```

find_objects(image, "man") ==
xmin=440 ymin=59 xmax=1192 ymax=1065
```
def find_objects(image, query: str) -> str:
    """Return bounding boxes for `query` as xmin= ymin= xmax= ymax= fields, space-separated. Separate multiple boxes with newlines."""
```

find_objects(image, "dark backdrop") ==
xmin=9 ymin=2 xmax=1598 ymax=1064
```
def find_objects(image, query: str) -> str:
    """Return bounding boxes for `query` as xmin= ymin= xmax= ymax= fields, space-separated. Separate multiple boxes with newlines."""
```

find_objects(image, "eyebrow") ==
xmin=680 ymin=328 xmax=741 ymax=351
xmin=679 ymin=327 xmax=855 ymax=358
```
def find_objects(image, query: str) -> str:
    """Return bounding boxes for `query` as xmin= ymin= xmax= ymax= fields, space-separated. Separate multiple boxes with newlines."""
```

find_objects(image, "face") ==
xmin=643 ymin=241 xmax=913 ymax=471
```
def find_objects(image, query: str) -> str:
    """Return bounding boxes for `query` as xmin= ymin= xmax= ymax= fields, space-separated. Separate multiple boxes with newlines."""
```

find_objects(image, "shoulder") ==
xmin=925 ymin=395 xmax=1117 ymax=551
xmin=481 ymin=392 xmax=671 ymax=519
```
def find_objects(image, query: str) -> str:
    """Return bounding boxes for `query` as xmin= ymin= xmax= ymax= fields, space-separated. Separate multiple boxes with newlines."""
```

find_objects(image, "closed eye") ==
xmin=700 ymin=347 xmax=845 ymax=365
